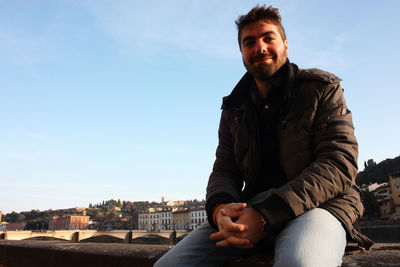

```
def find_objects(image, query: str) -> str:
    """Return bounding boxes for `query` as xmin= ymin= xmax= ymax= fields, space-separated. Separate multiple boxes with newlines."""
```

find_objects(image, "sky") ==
xmin=1 ymin=0 xmax=399 ymax=214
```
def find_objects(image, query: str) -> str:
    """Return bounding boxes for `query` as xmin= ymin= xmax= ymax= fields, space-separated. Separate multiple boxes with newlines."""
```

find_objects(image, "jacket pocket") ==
xmin=316 ymin=109 xmax=354 ymax=132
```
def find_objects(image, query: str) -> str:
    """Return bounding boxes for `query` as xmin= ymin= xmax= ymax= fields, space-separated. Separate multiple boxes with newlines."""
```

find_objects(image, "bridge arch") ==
xmin=80 ymin=235 xmax=124 ymax=243
xmin=132 ymin=234 xmax=169 ymax=245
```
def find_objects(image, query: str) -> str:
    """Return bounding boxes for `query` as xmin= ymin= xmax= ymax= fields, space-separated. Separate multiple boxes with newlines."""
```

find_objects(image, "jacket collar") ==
xmin=221 ymin=59 xmax=298 ymax=112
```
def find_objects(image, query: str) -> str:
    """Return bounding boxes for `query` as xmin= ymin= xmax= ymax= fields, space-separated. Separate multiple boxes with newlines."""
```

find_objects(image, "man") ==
xmin=155 ymin=5 xmax=372 ymax=267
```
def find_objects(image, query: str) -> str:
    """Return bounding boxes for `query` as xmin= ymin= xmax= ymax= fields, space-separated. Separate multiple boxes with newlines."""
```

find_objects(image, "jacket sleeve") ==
xmin=253 ymin=81 xmax=358 ymax=232
xmin=205 ymin=109 xmax=244 ymax=228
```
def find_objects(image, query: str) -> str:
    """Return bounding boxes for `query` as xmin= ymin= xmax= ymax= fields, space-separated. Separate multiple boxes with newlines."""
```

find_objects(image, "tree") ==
xmin=16 ymin=214 xmax=26 ymax=223
xmin=361 ymin=190 xmax=381 ymax=218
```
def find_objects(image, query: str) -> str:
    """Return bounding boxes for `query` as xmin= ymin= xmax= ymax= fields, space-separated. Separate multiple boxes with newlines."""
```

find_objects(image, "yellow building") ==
xmin=389 ymin=172 xmax=400 ymax=215
xmin=172 ymin=209 xmax=189 ymax=230
xmin=369 ymin=183 xmax=394 ymax=216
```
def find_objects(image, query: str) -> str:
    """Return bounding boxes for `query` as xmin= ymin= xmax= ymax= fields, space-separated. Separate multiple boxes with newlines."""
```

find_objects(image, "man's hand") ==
xmin=209 ymin=203 xmax=253 ymax=248
xmin=234 ymin=207 xmax=266 ymax=245
xmin=209 ymin=203 xmax=266 ymax=249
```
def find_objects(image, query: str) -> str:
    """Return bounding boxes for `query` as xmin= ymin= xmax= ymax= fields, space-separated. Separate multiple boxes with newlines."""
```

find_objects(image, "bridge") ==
xmin=0 ymin=230 xmax=188 ymax=243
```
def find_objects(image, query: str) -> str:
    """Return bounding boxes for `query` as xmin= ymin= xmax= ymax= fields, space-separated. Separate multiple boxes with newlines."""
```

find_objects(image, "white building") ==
xmin=138 ymin=210 xmax=172 ymax=231
xmin=158 ymin=211 xmax=172 ymax=230
xmin=138 ymin=208 xmax=206 ymax=231
xmin=189 ymin=208 xmax=207 ymax=230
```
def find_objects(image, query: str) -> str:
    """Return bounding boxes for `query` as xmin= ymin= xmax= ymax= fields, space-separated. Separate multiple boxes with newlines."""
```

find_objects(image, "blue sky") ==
xmin=1 ymin=0 xmax=399 ymax=214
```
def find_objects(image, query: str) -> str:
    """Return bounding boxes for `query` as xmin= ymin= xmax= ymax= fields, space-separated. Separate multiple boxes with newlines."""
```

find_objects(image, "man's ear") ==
xmin=284 ymin=39 xmax=288 ymax=55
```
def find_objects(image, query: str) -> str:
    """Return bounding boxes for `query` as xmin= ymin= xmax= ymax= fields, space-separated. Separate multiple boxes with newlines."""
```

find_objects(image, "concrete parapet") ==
xmin=0 ymin=240 xmax=399 ymax=267
xmin=0 ymin=240 xmax=171 ymax=267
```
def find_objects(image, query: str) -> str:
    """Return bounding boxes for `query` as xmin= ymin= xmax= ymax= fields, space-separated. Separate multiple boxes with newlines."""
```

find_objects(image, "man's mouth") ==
xmin=252 ymin=54 xmax=274 ymax=63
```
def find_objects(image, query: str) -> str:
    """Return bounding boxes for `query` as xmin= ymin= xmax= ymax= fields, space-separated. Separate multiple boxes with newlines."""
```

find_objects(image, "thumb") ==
xmin=227 ymin=202 xmax=247 ymax=210
xmin=220 ymin=203 xmax=246 ymax=217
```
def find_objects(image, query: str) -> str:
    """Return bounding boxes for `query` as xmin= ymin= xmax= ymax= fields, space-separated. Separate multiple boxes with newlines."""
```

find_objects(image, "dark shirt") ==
xmin=249 ymin=70 xmax=287 ymax=194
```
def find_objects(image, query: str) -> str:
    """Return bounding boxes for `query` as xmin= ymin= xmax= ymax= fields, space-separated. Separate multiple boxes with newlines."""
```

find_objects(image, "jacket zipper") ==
xmin=320 ymin=120 xmax=354 ymax=129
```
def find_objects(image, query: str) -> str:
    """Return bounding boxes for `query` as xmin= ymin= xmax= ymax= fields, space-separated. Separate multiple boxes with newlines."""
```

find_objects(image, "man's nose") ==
xmin=256 ymin=40 xmax=268 ymax=54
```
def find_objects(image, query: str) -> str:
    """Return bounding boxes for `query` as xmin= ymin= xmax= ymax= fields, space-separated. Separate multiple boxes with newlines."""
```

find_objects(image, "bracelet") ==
xmin=212 ymin=204 xmax=225 ymax=225
xmin=260 ymin=215 xmax=268 ymax=231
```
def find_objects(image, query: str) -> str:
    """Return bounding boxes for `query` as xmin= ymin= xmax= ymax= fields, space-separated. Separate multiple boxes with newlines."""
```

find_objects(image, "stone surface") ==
xmin=0 ymin=240 xmax=172 ymax=267
xmin=0 ymin=240 xmax=399 ymax=267
xmin=226 ymin=243 xmax=400 ymax=267
xmin=342 ymin=243 xmax=400 ymax=267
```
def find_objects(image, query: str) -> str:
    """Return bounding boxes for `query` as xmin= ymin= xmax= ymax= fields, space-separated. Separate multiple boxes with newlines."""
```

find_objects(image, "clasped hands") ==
xmin=209 ymin=203 xmax=266 ymax=249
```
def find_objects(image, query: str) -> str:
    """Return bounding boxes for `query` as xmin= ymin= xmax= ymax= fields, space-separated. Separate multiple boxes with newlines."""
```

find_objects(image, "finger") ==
xmin=217 ymin=218 xmax=248 ymax=233
xmin=216 ymin=236 xmax=253 ymax=249
xmin=215 ymin=239 xmax=232 ymax=248
xmin=209 ymin=231 xmax=225 ymax=241
xmin=209 ymin=225 xmax=246 ymax=241
xmin=220 ymin=208 xmax=244 ymax=218
xmin=209 ymin=221 xmax=248 ymax=241
xmin=223 ymin=202 xmax=247 ymax=211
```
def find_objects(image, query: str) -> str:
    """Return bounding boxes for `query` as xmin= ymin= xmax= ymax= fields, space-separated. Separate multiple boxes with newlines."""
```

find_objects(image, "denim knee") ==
xmin=273 ymin=208 xmax=346 ymax=267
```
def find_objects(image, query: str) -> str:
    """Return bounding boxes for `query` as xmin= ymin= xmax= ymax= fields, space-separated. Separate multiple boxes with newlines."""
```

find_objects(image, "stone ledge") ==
xmin=226 ymin=243 xmax=400 ymax=267
xmin=0 ymin=240 xmax=171 ymax=267
xmin=1 ymin=240 xmax=399 ymax=267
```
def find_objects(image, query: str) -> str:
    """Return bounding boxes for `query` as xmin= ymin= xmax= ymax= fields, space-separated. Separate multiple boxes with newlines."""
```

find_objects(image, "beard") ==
xmin=243 ymin=50 xmax=287 ymax=81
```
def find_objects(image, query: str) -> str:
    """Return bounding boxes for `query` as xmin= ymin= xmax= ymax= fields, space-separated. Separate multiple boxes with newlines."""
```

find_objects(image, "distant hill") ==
xmin=356 ymin=155 xmax=400 ymax=185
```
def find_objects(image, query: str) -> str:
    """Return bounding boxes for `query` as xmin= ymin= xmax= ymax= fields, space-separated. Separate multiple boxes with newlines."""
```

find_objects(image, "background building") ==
xmin=0 ymin=222 xmax=6 ymax=231
xmin=139 ymin=208 xmax=206 ymax=231
xmin=389 ymin=172 xmax=400 ymax=216
xmin=138 ymin=210 xmax=172 ymax=231
xmin=4 ymin=222 xmax=26 ymax=231
xmin=48 ymin=215 xmax=90 ymax=230
xmin=189 ymin=208 xmax=207 ymax=230
xmin=172 ymin=209 xmax=189 ymax=230
xmin=369 ymin=183 xmax=394 ymax=216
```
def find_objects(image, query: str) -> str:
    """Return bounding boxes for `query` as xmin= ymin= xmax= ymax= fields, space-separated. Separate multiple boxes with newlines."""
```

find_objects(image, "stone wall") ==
xmin=0 ymin=240 xmax=399 ymax=267
xmin=360 ymin=225 xmax=400 ymax=243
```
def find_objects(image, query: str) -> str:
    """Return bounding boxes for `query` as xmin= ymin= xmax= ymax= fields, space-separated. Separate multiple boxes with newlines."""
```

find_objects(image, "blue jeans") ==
xmin=154 ymin=208 xmax=346 ymax=267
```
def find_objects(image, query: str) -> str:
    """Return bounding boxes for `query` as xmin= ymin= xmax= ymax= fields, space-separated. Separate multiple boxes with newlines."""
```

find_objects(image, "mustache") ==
xmin=251 ymin=53 xmax=275 ymax=63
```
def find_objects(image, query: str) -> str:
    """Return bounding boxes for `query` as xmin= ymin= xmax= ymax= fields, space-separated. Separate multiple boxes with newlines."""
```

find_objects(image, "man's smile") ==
xmin=251 ymin=54 xmax=275 ymax=64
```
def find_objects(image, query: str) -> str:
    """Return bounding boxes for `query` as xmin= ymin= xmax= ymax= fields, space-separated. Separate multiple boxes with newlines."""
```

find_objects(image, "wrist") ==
xmin=212 ymin=204 xmax=225 ymax=225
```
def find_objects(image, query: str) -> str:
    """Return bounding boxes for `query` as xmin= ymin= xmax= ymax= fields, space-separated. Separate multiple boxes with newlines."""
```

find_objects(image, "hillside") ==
xmin=356 ymin=155 xmax=400 ymax=185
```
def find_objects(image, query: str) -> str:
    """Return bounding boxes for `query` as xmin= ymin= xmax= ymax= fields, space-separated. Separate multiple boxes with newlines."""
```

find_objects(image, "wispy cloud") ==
xmin=0 ymin=27 xmax=37 ymax=66
xmin=6 ymin=152 xmax=34 ymax=160
xmin=86 ymin=0 xmax=240 ymax=59
xmin=308 ymin=33 xmax=347 ymax=69
xmin=291 ymin=32 xmax=349 ymax=72
xmin=0 ymin=181 xmax=74 ymax=189
xmin=172 ymin=144 xmax=193 ymax=158
xmin=24 ymin=131 xmax=47 ymax=140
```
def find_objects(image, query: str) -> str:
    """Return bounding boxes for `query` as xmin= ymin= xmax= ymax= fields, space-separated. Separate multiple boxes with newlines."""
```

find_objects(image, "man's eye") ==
xmin=244 ymin=41 xmax=255 ymax=47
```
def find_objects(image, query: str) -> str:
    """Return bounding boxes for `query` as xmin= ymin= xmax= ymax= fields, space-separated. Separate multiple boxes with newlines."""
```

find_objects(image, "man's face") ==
xmin=240 ymin=20 xmax=288 ymax=81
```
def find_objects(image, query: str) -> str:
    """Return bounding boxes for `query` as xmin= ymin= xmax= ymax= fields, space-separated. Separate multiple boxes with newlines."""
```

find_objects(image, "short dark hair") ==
xmin=236 ymin=5 xmax=286 ymax=48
